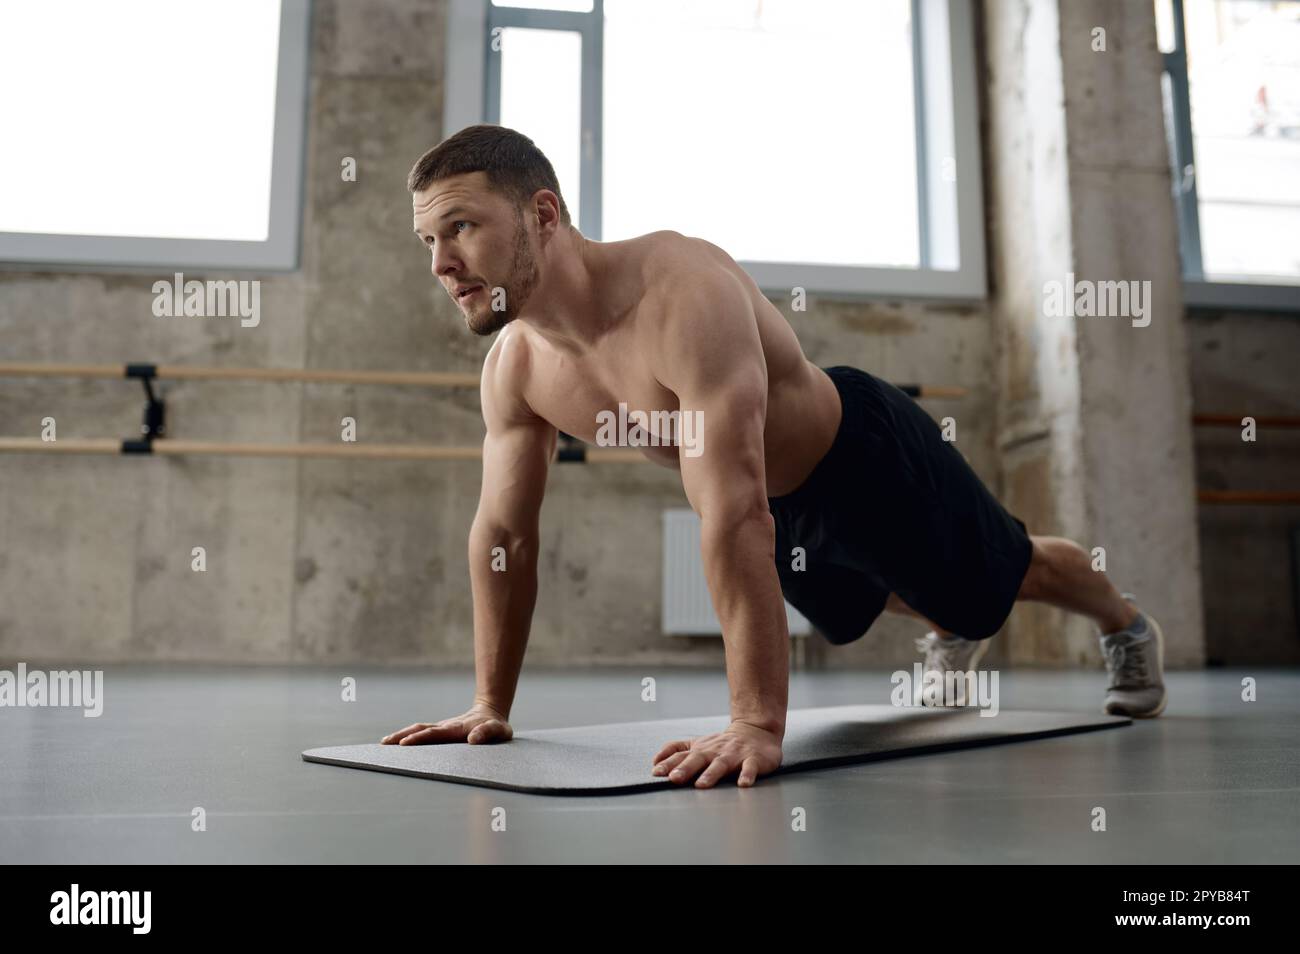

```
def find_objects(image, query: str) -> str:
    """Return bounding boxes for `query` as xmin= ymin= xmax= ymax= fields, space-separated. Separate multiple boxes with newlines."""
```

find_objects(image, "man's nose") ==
xmin=431 ymin=246 xmax=461 ymax=278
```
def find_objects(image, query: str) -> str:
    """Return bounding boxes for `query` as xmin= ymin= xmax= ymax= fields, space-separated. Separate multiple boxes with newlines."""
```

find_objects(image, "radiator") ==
xmin=661 ymin=508 xmax=811 ymax=636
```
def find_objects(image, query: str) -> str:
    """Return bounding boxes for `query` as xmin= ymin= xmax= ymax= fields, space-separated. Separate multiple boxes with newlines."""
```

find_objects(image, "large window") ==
xmin=601 ymin=0 xmax=920 ymax=269
xmin=445 ymin=0 xmax=986 ymax=299
xmin=1157 ymin=0 xmax=1300 ymax=309
xmin=0 ymin=0 xmax=311 ymax=271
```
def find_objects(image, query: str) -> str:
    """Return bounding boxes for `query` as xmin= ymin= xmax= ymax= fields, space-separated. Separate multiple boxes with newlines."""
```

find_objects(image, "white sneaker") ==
xmin=913 ymin=631 xmax=990 ymax=707
xmin=1098 ymin=593 xmax=1167 ymax=719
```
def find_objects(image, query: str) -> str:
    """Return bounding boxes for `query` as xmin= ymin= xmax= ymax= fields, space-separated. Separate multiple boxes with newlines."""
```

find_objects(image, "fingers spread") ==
xmin=667 ymin=751 xmax=711 ymax=785
xmin=652 ymin=750 xmax=691 ymax=777
xmin=650 ymin=731 xmax=780 ymax=787
xmin=695 ymin=754 xmax=737 ymax=789
xmin=652 ymin=739 xmax=691 ymax=765
xmin=398 ymin=721 xmax=463 ymax=745
xmin=381 ymin=723 xmax=431 ymax=744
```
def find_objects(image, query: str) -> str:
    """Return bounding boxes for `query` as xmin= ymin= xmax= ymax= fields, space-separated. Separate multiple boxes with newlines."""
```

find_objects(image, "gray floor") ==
xmin=2 ymin=666 xmax=1297 ymax=863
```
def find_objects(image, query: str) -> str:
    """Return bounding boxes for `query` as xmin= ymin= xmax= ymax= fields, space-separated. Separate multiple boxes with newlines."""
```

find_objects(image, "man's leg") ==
xmin=1015 ymin=535 xmax=1138 ymax=634
xmin=887 ymin=535 xmax=1138 ymax=638
xmin=1015 ymin=534 xmax=1167 ymax=718
xmin=884 ymin=591 xmax=957 ymax=637
xmin=887 ymin=590 xmax=992 ymax=708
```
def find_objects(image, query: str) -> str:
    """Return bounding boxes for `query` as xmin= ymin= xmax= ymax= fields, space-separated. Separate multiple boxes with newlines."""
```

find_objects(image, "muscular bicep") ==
xmin=660 ymin=271 xmax=771 ymax=523
xmin=478 ymin=419 xmax=554 ymax=533
xmin=476 ymin=339 xmax=556 ymax=535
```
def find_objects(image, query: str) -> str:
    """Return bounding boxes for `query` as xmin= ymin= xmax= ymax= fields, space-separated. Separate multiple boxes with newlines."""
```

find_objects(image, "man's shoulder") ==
xmin=483 ymin=320 xmax=532 ymax=371
xmin=640 ymin=229 xmax=734 ymax=275
xmin=638 ymin=231 xmax=752 ymax=316
xmin=634 ymin=234 xmax=766 ymax=392
xmin=480 ymin=324 xmax=544 ymax=425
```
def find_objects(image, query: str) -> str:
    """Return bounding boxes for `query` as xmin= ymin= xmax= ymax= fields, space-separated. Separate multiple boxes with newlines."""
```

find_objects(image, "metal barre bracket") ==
xmin=556 ymin=431 xmax=586 ymax=463
xmin=124 ymin=363 xmax=166 ymax=444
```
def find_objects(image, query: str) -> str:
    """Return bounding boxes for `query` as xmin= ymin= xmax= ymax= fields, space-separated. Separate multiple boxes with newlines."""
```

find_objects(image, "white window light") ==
xmin=1157 ymin=0 xmax=1300 ymax=311
xmin=0 ymin=0 xmax=311 ymax=272
xmin=444 ymin=0 xmax=986 ymax=301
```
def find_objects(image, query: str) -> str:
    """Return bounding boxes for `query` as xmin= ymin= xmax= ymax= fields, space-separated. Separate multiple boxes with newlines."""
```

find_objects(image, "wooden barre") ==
xmin=1198 ymin=490 xmax=1300 ymax=505
xmin=2 ymin=439 xmax=1297 ymax=494
xmin=903 ymin=385 xmax=966 ymax=399
xmin=0 ymin=362 xmax=480 ymax=389
xmin=0 ymin=437 xmax=645 ymax=463
xmin=0 ymin=362 xmax=966 ymax=398
xmin=7 ymin=364 xmax=1298 ymax=415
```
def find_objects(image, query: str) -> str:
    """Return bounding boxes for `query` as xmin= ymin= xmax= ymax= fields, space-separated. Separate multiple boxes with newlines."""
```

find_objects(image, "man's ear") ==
xmin=531 ymin=190 xmax=563 ymax=237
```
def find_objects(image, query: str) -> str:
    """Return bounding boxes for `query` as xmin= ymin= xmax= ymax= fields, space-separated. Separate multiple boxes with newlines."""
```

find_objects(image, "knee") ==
xmin=1017 ymin=538 xmax=1057 ymax=601
xmin=1018 ymin=536 xmax=1088 ymax=601
xmin=884 ymin=591 xmax=910 ymax=615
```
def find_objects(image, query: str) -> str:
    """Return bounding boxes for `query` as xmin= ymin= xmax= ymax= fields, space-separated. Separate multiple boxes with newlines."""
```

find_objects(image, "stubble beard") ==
xmin=465 ymin=219 xmax=540 ymax=337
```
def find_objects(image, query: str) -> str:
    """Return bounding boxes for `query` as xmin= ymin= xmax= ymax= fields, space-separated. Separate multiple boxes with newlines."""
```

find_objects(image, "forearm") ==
xmin=700 ymin=509 xmax=790 ymax=738
xmin=468 ymin=520 xmax=539 ymax=718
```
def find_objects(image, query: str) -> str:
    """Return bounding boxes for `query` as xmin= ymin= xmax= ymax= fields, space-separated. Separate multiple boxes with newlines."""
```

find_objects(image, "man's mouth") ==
xmin=455 ymin=284 xmax=483 ymax=301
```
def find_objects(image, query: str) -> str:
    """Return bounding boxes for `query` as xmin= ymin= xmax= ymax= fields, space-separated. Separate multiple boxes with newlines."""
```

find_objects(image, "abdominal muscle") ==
xmin=563 ymin=359 xmax=838 ymax=497
xmin=761 ymin=357 xmax=842 ymax=496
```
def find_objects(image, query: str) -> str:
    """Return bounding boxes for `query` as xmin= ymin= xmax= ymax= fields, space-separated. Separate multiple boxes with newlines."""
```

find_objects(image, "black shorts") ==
xmin=767 ymin=366 xmax=1034 ymax=644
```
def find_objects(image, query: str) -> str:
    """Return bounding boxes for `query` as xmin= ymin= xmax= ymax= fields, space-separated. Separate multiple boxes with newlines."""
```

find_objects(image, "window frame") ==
xmin=1162 ymin=0 xmax=1300 ymax=312
xmin=0 ymin=0 xmax=312 ymax=274
xmin=444 ymin=0 xmax=987 ymax=301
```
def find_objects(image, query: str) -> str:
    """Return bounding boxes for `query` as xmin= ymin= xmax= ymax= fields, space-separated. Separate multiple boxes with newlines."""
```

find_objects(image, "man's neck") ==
xmin=519 ymin=229 xmax=618 ymax=353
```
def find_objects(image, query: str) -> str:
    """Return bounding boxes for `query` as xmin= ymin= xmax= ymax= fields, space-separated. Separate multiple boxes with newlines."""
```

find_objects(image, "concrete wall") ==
xmin=980 ymin=0 xmax=1207 ymax=668
xmin=1187 ymin=310 xmax=1300 ymax=665
xmin=0 ymin=0 xmax=999 ymax=670
xmin=0 ymin=0 xmax=1290 ymax=670
xmin=980 ymin=0 xmax=1091 ymax=668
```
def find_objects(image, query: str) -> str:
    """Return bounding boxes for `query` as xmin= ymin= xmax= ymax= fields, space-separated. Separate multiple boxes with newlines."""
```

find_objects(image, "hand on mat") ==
xmin=651 ymin=720 xmax=783 ymax=788
xmin=381 ymin=703 xmax=513 ymax=746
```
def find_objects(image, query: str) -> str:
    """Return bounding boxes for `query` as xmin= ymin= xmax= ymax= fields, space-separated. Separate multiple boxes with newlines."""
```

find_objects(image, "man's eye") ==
xmin=454 ymin=221 xmax=469 ymax=232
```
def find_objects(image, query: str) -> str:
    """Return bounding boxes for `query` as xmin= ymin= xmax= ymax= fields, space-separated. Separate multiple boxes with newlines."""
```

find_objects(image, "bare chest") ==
xmin=524 ymin=347 xmax=686 ymax=467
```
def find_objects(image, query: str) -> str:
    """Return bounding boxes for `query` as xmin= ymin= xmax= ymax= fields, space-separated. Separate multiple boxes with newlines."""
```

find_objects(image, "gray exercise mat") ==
xmin=302 ymin=705 xmax=1131 ymax=795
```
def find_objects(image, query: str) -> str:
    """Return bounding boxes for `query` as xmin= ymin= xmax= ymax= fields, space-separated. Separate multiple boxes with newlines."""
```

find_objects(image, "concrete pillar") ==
xmin=982 ymin=0 xmax=1205 ymax=666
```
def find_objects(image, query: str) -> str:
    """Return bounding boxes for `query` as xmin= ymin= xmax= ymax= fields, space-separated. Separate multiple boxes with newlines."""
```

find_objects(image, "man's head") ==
xmin=408 ymin=125 xmax=573 ymax=336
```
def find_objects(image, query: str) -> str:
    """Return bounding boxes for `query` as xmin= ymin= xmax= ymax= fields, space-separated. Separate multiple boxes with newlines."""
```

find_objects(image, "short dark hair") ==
xmin=406 ymin=124 xmax=571 ymax=227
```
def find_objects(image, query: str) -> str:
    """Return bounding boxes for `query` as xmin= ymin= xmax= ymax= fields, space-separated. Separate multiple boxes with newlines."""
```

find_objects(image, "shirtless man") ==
xmin=381 ymin=125 xmax=1167 ymax=789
